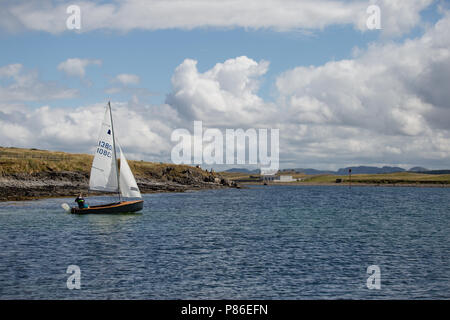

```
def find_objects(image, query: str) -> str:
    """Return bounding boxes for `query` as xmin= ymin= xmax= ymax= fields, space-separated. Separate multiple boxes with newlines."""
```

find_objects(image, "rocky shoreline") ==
xmin=0 ymin=171 xmax=238 ymax=202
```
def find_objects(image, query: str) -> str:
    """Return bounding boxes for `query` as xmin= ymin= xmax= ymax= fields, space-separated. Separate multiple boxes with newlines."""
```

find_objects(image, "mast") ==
xmin=108 ymin=101 xmax=122 ymax=202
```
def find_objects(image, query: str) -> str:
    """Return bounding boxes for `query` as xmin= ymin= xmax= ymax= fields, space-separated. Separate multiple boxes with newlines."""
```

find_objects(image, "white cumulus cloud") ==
xmin=0 ymin=63 xmax=78 ymax=102
xmin=114 ymin=74 xmax=140 ymax=86
xmin=0 ymin=0 xmax=434 ymax=37
xmin=57 ymin=58 xmax=102 ymax=78
xmin=166 ymin=56 xmax=277 ymax=127
xmin=0 ymin=101 xmax=178 ymax=162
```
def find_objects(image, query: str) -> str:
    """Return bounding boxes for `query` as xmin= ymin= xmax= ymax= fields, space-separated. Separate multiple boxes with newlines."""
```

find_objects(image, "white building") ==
xmin=274 ymin=175 xmax=295 ymax=182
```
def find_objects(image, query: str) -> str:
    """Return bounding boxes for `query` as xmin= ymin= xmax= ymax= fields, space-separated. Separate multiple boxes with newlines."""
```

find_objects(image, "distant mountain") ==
xmin=290 ymin=168 xmax=335 ymax=175
xmin=284 ymin=166 xmax=410 ymax=175
xmin=336 ymin=166 xmax=406 ymax=175
xmin=408 ymin=167 xmax=428 ymax=172
xmin=226 ymin=166 xmax=449 ymax=175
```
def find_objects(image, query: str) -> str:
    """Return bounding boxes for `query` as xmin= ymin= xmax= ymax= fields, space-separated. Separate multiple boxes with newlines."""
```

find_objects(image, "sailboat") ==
xmin=64 ymin=102 xmax=144 ymax=214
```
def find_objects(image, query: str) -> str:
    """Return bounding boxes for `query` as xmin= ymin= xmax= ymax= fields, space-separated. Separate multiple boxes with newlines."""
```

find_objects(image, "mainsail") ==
xmin=89 ymin=103 xmax=141 ymax=199
xmin=119 ymin=144 xmax=142 ymax=198
xmin=89 ymin=105 xmax=119 ymax=192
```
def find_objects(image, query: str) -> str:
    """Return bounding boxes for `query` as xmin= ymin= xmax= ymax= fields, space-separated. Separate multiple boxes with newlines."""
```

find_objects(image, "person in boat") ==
xmin=75 ymin=193 xmax=89 ymax=209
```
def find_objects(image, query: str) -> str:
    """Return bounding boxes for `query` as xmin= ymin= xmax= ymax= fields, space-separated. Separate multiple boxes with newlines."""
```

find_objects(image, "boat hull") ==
xmin=71 ymin=200 xmax=144 ymax=214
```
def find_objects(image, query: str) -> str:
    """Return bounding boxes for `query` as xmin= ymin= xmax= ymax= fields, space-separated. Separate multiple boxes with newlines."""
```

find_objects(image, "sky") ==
xmin=0 ymin=0 xmax=449 ymax=170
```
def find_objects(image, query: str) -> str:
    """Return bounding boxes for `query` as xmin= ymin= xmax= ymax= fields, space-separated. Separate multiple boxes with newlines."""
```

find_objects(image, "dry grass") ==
xmin=300 ymin=172 xmax=450 ymax=184
xmin=0 ymin=147 xmax=92 ymax=174
xmin=0 ymin=146 xmax=215 ymax=180
xmin=222 ymin=169 xmax=450 ymax=185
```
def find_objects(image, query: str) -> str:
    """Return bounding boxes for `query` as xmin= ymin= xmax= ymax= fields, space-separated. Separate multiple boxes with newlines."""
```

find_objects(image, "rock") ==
xmin=220 ymin=178 xmax=234 ymax=187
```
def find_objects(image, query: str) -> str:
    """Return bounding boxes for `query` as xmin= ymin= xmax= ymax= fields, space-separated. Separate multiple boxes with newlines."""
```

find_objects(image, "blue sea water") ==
xmin=0 ymin=185 xmax=449 ymax=299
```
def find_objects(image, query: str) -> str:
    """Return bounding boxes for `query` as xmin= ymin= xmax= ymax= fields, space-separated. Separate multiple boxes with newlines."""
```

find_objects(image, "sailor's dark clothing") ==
xmin=75 ymin=196 xmax=88 ymax=209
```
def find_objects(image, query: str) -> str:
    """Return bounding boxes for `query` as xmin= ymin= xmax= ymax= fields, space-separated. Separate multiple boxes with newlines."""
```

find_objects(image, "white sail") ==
xmin=89 ymin=106 xmax=119 ymax=192
xmin=119 ymin=145 xmax=142 ymax=198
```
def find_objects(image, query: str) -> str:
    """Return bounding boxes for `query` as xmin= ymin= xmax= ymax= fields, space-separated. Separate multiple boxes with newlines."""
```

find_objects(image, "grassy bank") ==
xmin=222 ymin=171 xmax=450 ymax=186
xmin=300 ymin=172 xmax=450 ymax=185
xmin=0 ymin=147 xmax=91 ymax=175
xmin=0 ymin=146 xmax=216 ymax=181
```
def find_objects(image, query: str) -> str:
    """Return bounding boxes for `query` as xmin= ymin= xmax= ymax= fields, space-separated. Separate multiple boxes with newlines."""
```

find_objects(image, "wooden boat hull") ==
xmin=71 ymin=200 xmax=144 ymax=214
